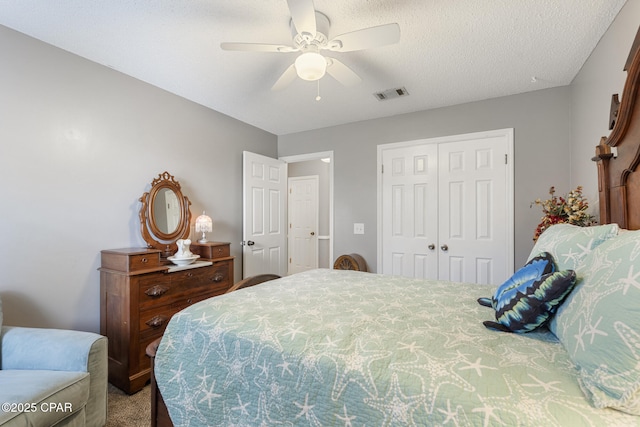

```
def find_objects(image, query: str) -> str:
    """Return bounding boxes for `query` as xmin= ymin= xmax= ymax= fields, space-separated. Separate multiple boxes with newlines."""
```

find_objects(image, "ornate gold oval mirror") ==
xmin=139 ymin=171 xmax=192 ymax=256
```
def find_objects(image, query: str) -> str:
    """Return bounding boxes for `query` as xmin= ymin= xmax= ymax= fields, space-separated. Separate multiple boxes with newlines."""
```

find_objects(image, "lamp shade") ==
xmin=195 ymin=211 xmax=212 ymax=243
xmin=295 ymin=52 xmax=327 ymax=81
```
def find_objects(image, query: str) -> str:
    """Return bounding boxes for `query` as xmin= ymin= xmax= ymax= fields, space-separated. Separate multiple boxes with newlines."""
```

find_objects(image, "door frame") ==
xmin=280 ymin=151 xmax=334 ymax=269
xmin=376 ymin=129 xmax=514 ymax=277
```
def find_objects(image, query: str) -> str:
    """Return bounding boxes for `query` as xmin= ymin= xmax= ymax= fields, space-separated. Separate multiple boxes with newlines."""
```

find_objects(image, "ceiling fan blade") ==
xmin=326 ymin=58 xmax=361 ymax=86
xmin=287 ymin=0 xmax=317 ymax=38
xmin=326 ymin=23 xmax=400 ymax=52
xmin=272 ymin=64 xmax=298 ymax=91
xmin=221 ymin=42 xmax=297 ymax=53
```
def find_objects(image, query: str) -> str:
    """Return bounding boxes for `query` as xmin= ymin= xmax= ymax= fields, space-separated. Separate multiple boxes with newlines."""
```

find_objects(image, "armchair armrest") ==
xmin=1 ymin=326 xmax=103 ymax=372
xmin=1 ymin=326 xmax=108 ymax=426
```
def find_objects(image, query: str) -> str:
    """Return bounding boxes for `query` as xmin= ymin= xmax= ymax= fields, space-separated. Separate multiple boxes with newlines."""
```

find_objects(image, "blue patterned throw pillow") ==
xmin=480 ymin=252 xmax=578 ymax=333
xmin=478 ymin=252 xmax=555 ymax=308
xmin=484 ymin=270 xmax=577 ymax=333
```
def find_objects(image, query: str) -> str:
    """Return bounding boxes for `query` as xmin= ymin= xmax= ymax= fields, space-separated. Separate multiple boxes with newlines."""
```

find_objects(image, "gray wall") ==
xmin=278 ymin=88 xmax=572 ymax=272
xmin=0 ymin=25 xmax=277 ymax=331
xmin=570 ymin=0 xmax=640 ymax=202
xmin=2 ymin=0 xmax=637 ymax=331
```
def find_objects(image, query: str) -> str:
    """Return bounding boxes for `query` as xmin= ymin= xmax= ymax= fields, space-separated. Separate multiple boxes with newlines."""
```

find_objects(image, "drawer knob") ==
xmin=212 ymin=273 xmax=224 ymax=282
xmin=146 ymin=315 xmax=168 ymax=328
xmin=141 ymin=258 xmax=148 ymax=263
xmin=145 ymin=285 xmax=169 ymax=297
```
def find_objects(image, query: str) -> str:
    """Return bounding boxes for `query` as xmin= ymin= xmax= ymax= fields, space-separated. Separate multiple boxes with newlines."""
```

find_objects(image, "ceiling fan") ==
xmin=220 ymin=0 xmax=401 ymax=92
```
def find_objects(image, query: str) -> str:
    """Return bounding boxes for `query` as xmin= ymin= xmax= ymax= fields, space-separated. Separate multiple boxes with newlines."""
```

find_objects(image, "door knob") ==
xmin=310 ymin=232 xmax=315 ymax=236
xmin=441 ymin=244 xmax=449 ymax=252
xmin=247 ymin=240 xmax=255 ymax=246
xmin=428 ymin=244 xmax=435 ymax=250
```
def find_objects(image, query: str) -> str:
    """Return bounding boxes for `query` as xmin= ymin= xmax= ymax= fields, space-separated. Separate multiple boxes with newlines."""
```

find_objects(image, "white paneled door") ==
xmin=379 ymin=129 xmax=514 ymax=285
xmin=437 ymin=135 xmax=511 ymax=284
xmin=288 ymin=176 xmax=319 ymax=275
xmin=381 ymin=143 xmax=439 ymax=278
xmin=242 ymin=151 xmax=288 ymax=278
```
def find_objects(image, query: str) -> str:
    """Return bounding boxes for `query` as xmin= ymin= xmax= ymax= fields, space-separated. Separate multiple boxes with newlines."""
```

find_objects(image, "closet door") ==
xmin=437 ymin=135 xmax=510 ymax=284
xmin=378 ymin=129 xmax=513 ymax=284
xmin=381 ymin=144 xmax=439 ymax=279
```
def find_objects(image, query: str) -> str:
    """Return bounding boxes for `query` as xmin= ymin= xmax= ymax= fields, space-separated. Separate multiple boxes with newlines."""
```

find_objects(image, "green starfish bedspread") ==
xmin=154 ymin=269 xmax=639 ymax=426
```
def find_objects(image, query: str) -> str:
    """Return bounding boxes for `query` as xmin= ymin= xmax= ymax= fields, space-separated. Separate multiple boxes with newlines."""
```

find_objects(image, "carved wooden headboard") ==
xmin=593 ymin=27 xmax=640 ymax=230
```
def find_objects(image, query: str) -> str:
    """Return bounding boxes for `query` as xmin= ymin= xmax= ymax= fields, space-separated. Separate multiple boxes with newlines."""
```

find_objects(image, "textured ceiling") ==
xmin=0 ymin=0 xmax=628 ymax=135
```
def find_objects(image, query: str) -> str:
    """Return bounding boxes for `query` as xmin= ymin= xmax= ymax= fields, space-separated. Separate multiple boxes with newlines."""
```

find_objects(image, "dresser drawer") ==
xmin=101 ymin=248 xmax=161 ymax=272
xmin=129 ymin=253 xmax=161 ymax=270
xmin=139 ymin=289 xmax=217 ymax=336
xmin=139 ymin=304 xmax=172 ymax=335
xmin=171 ymin=291 xmax=214 ymax=313
xmin=137 ymin=273 xmax=172 ymax=310
xmin=170 ymin=263 xmax=231 ymax=300
xmin=171 ymin=263 xmax=228 ymax=286
xmin=138 ymin=261 xmax=232 ymax=308
xmin=190 ymin=242 xmax=231 ymax=260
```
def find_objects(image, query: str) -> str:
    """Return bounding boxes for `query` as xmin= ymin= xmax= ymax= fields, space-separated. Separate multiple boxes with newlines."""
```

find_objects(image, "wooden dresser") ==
xmin=100 ymin=242 xmax=233 ymax=394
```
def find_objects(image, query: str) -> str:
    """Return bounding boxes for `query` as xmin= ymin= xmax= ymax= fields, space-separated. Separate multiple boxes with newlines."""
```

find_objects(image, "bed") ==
xmin=149 ymin=29 xmax=640 ymax=427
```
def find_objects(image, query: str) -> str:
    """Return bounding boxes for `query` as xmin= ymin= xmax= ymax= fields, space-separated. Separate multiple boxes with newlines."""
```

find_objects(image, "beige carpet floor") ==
xmin=106 ymin=383 xmax=151 ymax=427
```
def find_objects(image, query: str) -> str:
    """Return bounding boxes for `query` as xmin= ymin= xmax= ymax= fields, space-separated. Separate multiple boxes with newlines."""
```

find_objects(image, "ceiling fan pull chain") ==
xmin=316 ymin=79 xmax=322 ymax=101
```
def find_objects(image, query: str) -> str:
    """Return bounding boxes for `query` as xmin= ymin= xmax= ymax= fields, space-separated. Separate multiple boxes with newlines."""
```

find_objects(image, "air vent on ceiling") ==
xmin=374 ymin=87 xmax=409 ymax=101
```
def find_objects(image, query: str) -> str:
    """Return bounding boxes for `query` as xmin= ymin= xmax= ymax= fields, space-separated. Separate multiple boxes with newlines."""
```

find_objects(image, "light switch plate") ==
xmin=354 ymin=223 xmax=364 ymax=234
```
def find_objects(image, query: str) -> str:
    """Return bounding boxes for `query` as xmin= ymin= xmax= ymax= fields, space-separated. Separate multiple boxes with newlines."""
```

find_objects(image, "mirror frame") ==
xmin=139 ymin=171 xmax=192 ymax=256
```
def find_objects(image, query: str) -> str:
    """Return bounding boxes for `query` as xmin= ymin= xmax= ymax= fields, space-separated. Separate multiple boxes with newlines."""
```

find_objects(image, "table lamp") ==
xmin=195 ymin=211 xmax=213 ymax=243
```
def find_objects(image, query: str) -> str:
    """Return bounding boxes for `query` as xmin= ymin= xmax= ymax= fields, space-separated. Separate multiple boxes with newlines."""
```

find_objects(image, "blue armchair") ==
xmin=0 ymin=297 xmax=108 ymax=426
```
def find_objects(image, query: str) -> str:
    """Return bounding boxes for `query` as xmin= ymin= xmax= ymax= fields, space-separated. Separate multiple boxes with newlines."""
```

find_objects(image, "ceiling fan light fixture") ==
xmin=295 ymin=52 xmax=327 ymax=81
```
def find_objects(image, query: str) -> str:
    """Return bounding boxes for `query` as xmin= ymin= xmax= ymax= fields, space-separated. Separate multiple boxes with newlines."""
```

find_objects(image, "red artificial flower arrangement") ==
xmin=531 ymin=186 xmax=596 ymax=242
